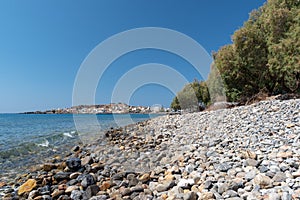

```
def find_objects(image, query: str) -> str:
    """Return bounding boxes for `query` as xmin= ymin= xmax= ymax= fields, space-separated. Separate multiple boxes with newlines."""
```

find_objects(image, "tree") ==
xmin=206 ymin=63 xmax=226 ymax=102
xmin=170 ymin=96 xmax=180 ymax=111
xmin=170 ymin=80 xmax=211 ymax=112
xmin=213 ymin=0 xmax=300 ymax=102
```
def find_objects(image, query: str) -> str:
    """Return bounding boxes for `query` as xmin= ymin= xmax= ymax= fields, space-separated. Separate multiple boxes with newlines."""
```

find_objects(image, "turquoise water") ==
xmin=0 ymin=113 xmax=158 ymax=179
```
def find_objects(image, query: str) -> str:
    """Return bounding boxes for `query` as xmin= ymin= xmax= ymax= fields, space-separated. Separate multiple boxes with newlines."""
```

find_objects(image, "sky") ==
xmin=0 ymin=0 xmax=266 ymax=113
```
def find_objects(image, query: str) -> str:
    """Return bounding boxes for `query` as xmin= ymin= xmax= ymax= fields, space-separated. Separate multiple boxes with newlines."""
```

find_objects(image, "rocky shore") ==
xmin=1 ymin=98 xmax=299 ymax=199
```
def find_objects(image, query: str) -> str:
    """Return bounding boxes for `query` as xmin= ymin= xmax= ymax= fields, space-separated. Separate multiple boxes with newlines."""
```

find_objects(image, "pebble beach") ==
xmin=1 ymin=98 xmax=300 ymax=200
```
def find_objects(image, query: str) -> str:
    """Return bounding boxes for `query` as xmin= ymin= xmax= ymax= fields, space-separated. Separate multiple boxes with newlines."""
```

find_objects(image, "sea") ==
xmin=0 ymin=113 xmax=160 ymax=181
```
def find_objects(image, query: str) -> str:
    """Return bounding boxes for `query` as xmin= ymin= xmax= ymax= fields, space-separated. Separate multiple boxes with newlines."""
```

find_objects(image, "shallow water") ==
xmin=0 ymin=113 xmax=159 ymax=180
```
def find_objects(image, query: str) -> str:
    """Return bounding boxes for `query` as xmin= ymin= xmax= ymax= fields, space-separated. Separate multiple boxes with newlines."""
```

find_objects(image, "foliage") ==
xmin=170 ymin=80 xmax=210 ymax=111
xmin=213 ymin=0 xmax=300 ymax=102
xmin=206 ymin=63 xmax=226 ymax=102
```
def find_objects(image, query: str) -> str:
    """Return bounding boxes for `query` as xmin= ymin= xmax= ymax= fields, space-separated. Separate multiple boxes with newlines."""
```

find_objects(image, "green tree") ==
xmin=213 ymin=0 xmax=300 ymax=102
xmin=170 ymin=80 xmax=211 ymax=111
xmin=170 ymin=96 xmax=180 ymax=111
xmin=206 ymin=63 xmax=226 ymax=102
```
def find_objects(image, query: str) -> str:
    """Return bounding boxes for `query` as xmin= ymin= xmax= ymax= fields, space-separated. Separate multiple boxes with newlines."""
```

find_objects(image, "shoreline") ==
xmin=1 ymin=98 xmax=300 ymax=199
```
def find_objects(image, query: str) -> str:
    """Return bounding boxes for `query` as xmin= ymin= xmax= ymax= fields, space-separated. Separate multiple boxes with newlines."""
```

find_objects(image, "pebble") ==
xmin=66 ymin=157 xmax=82 ymax=171
xmin=18 ymin=179 xmax=37 ymax=195
xmin=4 ymin=98 xmax=300 ymax=200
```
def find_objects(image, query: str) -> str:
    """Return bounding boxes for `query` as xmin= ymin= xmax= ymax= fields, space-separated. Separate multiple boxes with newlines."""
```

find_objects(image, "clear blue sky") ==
xmin=0 ymin=0 xmax=266 ymax=113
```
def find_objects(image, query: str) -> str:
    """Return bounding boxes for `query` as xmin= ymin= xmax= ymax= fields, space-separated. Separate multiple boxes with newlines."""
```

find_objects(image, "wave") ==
xmin=63 ymin=132 xmax=73 ymax=138
xmin=37 ymin=139 xmax=50 ymax=147
xmin=0 ymin=130 xmax=79 ymax=159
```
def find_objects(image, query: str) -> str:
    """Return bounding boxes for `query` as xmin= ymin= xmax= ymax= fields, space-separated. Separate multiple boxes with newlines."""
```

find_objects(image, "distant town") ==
xmin=22 ymin=103 xmax=170 ymax=114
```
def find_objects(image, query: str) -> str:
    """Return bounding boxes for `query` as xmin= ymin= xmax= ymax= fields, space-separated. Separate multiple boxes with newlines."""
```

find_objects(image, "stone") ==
xmin=203 ymin=180 xmax=213 ymax=189
xmin=38 ymin=185 xmax=51 ymax=195
xmin=244 ymin=159 xmax=258 ymax=167
xmin=269 ymin=165 xmax=281 ymax=173
xmin=89 ymin=195 xmax=108 ymax=200
xmin=81 ymin=156 xmax=92 ymax=166
xmin=100 ymin=181 xmax=111 ymax=191
xmin=139 ymin=173 xmax=150 ymax=183
xmin=215 ymin=163 xmax=231 ymax=172
xmin=0 ymin=182 xmax=6 ymax=187
xmin=112 ymin=172 xmax=125 ymax=181
xmin=287 ymin=124 xmax=295 ymax=128
xmin=253 ymin=174 xmax=273 ymax=189
xmin=65 ymin=185 xmax=79 ymax=193
xmin=70 ymin=190 xmax=83 ymax=199
xmin=66 ymin=157 xmax=82 ymax=171
xmin=241 ymin=150 xmax=257 ymax=159
xmin=28 ymin=190 xmax=39 ymax=199
xmin=177 ymin=179 xmax=195 ymax=188
xmin=119 ymin=187 xmax=132 ymax=196
xmin=165 ymin=174 xmax=174 ymax=181
xmin=54 ymin=172 xmax=71 ymax=181
xmin=183 ymin=191 xmax=197 ymax=200
xmin=40 ymin=195 xmax=52 ymax=200
xmin=223 ymin=190 xmax=238 ymax=198
xmin=42 ymin=163 xmax=56 ymax=172
xmin=81 ymin=174 xmax=95 ymax=188
xmin=228 ymin=179 xmax=243 ymax=191
xmin=201 ymin=192 xmax=214 ymax=199
xmin=156 ymin=181 xmax=175 ymax=192
xmin=72 ymin=145 xmax=80 ymax=152
xmin=267 ymin=192 xmax=280 ymax=200
xmin=245 ymin=170 xmax=257 ymax=181
xmin=292 ymin=170 xmax=300 ymax=178
xmin=277 ymin=152 xmax=293 ymax=158
xmin=218 ymin=183 xmax=229 ymax=194
xmin=130 ymin=185 xmax=144 ymax=193
xmin=127 ymin=174 xmax=138 ymax=187
xmin=85 ymin=185 xmax=100 ymax=199
xmin=272 ymin=172 xmax=286 ymax=182
xmin=69 ymin=172 xmax=81 ymax=179
xmin=282 ymin=191 xmax=292 ymax=200
xmin=51 ymin=189 xmax=64 ymax=198
xmin=18 ymin=179 xmax=37 ymax=195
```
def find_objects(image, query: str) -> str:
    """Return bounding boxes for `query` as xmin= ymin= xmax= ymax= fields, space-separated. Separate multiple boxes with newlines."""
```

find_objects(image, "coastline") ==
xmin=20 ymin=103 xmax=169 ymax=115
xmin=1 ymin=98 xmax=300 ymax=199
